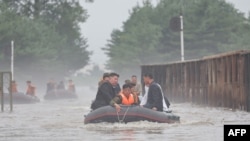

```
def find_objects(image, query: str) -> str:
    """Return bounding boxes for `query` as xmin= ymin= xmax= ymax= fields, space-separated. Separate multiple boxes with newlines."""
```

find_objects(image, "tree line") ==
xmin=1 ymin=0 xmax=250 ymax=86
xmin=0 ymin=0 xmax=92 ymax=83
xmin=103 ymin=0 xmax=250 ymax=75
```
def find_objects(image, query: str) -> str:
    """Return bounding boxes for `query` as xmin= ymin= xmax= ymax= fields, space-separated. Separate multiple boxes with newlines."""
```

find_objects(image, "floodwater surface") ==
xmin=0 ymin=86 xmax=250 ymax=141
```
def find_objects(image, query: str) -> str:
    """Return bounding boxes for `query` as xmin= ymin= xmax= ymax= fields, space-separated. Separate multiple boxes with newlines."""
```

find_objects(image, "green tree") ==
xmin=103 ymin=0 xmax=250 ymax=75
xmin=0 ymin=4 xmax=64 ymax=78
xmin=0 ymin=0 xmax=91 ymax=82
xmin=218 ymin=13 xmax=250 ymax=51
xmin=10 ymin=0 xmax=90 ymax=72
xmin=103 ymin=2 xmax=162 ymax=75
xmin=151 ymin=0 xmax=248 ymax=59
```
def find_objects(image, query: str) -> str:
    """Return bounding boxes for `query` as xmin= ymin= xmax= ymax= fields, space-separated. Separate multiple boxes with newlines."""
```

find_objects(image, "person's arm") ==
xmin=110 ymin=95 xmax=122 ymax=112
xmin=132 ymin=94 xmax=140 ymax=105
xmin=137 ymin=95 xmax=141 ymax=105
xmin=110 ymin=95 xmax=122 ymax=106
xmin=138 ymin=83 xmax=142 ymax=95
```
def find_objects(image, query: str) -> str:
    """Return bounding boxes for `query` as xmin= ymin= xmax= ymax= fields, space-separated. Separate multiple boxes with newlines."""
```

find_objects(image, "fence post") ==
xmin=0 ymin=72 xmax=3 ymax=112
xmin=0 ymin=72 xmax=13 ymax=112
xmin=9 ymin=72 xmax=13 ymax=112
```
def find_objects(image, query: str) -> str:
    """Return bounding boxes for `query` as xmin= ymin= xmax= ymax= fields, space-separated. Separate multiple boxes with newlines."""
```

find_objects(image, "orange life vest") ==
xmin=26 ymin=85 xmax=35 ymax=96
xmin=11 ymin=83 xmax=18 ymax=93
xmin=120 ymin=93 xmax=135 ymax=105
xmin=68 ymin=84 xmax=75 ymax=92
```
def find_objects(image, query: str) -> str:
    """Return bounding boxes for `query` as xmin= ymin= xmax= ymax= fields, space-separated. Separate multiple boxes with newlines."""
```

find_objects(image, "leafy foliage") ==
xmin=103 ymin=0 xmax=250 ymax=75
xmin=0 ymin=0 xmax=91 ymax=82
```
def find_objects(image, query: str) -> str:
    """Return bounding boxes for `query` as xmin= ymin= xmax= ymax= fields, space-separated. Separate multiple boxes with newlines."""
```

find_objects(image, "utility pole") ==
xmin=180 ymin=0 xmax=184 ymax=61
xmin=11 ymin=40 xmax=14 ymax=80
xmin=169 ymin=0 xmax=185 ymax=61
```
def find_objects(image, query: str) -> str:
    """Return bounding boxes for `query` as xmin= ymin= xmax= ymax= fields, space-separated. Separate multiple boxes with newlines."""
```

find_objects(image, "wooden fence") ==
xmin=141 ymin=50 xmax=250 ymax=112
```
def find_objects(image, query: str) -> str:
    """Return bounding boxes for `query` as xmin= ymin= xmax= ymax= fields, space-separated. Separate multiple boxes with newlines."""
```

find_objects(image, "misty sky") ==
xmin=80 ymin=0 xmax=250 ymax=68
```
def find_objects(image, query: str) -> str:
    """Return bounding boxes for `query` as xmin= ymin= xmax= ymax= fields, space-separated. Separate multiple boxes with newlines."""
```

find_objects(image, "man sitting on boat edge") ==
xmin=110 ymin=83 xmax=140 ymax=112
xmin=141 ymin=72 xmax=170 ymax=112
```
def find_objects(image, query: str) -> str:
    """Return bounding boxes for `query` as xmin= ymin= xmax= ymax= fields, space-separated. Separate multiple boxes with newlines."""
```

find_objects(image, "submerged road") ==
xmin=0 ymin=86 xmax=250 ymax=141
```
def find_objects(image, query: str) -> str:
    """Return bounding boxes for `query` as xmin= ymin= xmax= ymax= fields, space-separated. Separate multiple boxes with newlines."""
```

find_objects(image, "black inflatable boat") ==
xmin=44 ymin=89 xmax=78 ymax=100
xmin=84 ymin=105 xmax=180 ymax=124
xmin=2 ymin=92 xmax=40 ymax=104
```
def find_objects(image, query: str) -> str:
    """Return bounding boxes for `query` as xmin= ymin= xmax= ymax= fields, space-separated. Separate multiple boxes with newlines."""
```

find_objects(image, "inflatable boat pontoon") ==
xmin=84 ymin=105 xmax=180 ymax=124
xmin=44 ymin=89 xmax=78 ymax=100
xmin=2 ymin=92 xmax=40 ymax=104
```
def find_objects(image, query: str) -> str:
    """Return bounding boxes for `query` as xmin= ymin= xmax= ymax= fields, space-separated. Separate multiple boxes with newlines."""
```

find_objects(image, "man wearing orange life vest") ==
xmin=9 ymin=80 xmax=18 ymax=93
xmin=67 ymin=79 xmax=75 ymax=93
xmin=110 ymin=83 xmax=139 ymax=112
xmin=26 ymin=80 xmax=36 ymax=96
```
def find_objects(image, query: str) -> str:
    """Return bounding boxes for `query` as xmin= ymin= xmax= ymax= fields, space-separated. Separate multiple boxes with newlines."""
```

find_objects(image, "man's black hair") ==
xmin=122 ymin=83 xmax=131 ymax=89
xmin=143 ymin=72 xmax=153 ymax=79
xmin=131 ymin=75 xmax=137 ymax=78
xmin=124 ymin=79 xmax=131 ymax=84
xmin=128 ymin=82 xmax=136 ymax=88
xmin=102 ymin=72 xmax=110 ymax=79
xmin=109 ymin=72 xmax=119 ymax=77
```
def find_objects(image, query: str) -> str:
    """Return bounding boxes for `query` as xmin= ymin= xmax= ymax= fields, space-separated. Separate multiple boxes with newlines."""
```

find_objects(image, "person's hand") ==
xmin=114 ymin=104 xmax=121 ymax=112
xmin=152 ymin=107 xmax=157 ymax=111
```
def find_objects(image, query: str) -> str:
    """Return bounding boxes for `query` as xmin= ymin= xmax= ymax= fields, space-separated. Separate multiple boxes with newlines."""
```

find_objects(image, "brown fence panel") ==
xmin=141 ymin=50 xmax=250 ymax=112
xmin=241 ymin=52 xmax=250 ymax=111
xmin=243 ymin=53 xmax=250 ymax=112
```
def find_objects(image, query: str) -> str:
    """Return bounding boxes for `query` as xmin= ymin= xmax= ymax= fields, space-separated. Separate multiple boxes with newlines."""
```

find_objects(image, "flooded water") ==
xmin=1 ymin=86 xmax=250 ymax=141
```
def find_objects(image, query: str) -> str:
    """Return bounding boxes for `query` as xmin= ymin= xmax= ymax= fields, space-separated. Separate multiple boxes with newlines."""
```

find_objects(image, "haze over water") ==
xmin=0 ymin=86 xmax=250 ymax=141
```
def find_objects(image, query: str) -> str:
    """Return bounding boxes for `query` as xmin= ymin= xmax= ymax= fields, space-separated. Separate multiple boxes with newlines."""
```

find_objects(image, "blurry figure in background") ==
xmin=57 ymin=81 xmax=65 ymax=90
xmin=128 ymin=82 xmax=140 ymax=105
xmin=9 ymin=80 xmax=18 ymax=93
xmin=110 ymin=83 xmax=139 ymax=112
xmin=46 ymin=78 xmax=56 ymax=93
xmin=67 ymin=79 xmax=75 ymax=93
xmin=26 ymin=80 xmax=36 ymax=96
xmin=124 ymin=79 xmax=131 ymax=84
xmin=113 ymin=73 xmax=121 ymax=95
xmin=98 ymin=72 xmax=110 ymax=87
xmin=91 ymin=72 xmax=120 ymax=110
xmin=130 ymin=75 xmax=142 ymax=97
